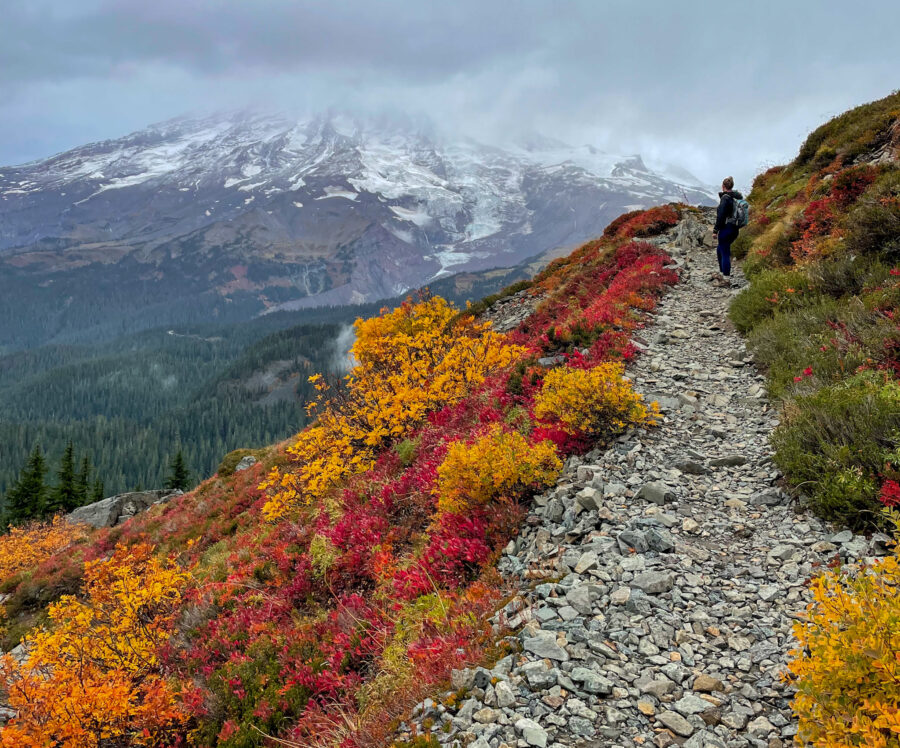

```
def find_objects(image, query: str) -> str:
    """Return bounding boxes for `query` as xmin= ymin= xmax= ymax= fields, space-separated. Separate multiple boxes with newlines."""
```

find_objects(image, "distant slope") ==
xmin=0 ymin=110 xmax=713 ymax=348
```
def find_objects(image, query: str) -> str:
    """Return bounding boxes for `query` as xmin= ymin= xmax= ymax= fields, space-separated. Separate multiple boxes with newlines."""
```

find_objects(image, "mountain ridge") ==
xmin=0 ymin=110 xmax=713 ymax=348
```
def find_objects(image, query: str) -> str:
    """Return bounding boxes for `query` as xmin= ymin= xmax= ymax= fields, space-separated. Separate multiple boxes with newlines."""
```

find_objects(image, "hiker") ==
xmin=712 ymin=176 xmax=746 ymax=286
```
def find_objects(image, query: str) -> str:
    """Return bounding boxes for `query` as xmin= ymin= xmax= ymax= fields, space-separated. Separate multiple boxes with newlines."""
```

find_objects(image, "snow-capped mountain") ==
xmin=0 ymin=111 xmax=713 ymax=346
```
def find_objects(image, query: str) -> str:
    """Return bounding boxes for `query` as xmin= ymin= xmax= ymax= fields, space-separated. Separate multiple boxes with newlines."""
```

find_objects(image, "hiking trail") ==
xmin=400 ymin=214 xmax=887 ymax=748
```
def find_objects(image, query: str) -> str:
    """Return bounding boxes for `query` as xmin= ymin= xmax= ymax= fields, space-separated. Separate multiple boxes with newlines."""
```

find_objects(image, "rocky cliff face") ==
xmin=0 ymin=111 xmax=713 ymax=346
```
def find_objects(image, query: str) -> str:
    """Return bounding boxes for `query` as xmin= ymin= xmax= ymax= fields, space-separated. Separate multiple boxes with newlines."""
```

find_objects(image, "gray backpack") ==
xmin=729 ymin=197 xmax=750 ymax=228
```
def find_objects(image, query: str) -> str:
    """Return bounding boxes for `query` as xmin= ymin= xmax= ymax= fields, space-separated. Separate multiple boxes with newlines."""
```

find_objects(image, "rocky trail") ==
xmin=401 ymin=217 xmax=889 ymax=748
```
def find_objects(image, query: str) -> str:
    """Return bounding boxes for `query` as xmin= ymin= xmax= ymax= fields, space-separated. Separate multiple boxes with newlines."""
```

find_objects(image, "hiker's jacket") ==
xmin=714 ymin=190 xmax=744 ymax=233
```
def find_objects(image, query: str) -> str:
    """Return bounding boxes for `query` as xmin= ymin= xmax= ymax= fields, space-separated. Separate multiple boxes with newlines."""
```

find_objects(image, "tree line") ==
xmin=3 ymin=442 xmax=193 ymax=527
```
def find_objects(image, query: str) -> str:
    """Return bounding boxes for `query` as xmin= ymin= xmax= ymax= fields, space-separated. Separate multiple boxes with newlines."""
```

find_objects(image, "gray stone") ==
xmin=617 ymin=529 xmax=649 ymax=554
xmin=750 ymin=489 xmax=784 ymax=506
xmin=495 ymin=680 xmax=516 ymax=708
xmin=565 ymin=584 xmax=596 ymax=615
xmin=675 ymin=459 xmax=710 ymax=475
xmin=568 ymin=715 xmax=595 ymax=737
xmin=575 ymin=486 xmax=601 ymax=512
xmin=747 ymin=715 xmax=775 ymax=737
xmin=574 ymin=550 xmax=599 ymax=574
xmin=637 ymin=481 xmax=673 ymax=505
xmin=640 ymin=678 xmax=676 ymax=698
xmin=523 ymin=632 xmax=569 ymax=661
xmin=570 ymin=666 xmax=613 ymax=695
xmin=683 ymin=731 xmax=727 ymax=748
xmin=710 ymin=454 xmax=748 ymax=467
xmin=659 ymin=710 xmax=695 ymax=737
xmin=674 ymin=694 xmax=712 ymax=716
xmin=473 ymin=707 xmax=502 ymax=724
xmin=521 ymin=661 xmax=558 ymax=689
xmin=646 ymin=527 xmax=676 ymax=552
xmin=721 ymin=711 xmax=747 ymax=729
xmin=67 ymin=489 xmax=181 ymax=528
xmin=515 ymin=717 xmax=548 ymax=748
xmin=234 ymin=455 xmax=258 ymax=472
xmin=632 ymin=570 xmax=676 ymax=594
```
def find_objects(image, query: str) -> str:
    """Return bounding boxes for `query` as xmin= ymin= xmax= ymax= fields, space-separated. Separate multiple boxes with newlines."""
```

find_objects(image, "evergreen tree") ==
xmin=5 ymin=445 xmax=48 ymax=525
xmin=75 ymin=456 xmax=91 ymax=507
xmin=165 ymin=450 xmax=191 ymax=491
xmin=48 ymin=442 xmax=79 ymax=513
xmin=91 ymin=478 xmax=105 ymax=503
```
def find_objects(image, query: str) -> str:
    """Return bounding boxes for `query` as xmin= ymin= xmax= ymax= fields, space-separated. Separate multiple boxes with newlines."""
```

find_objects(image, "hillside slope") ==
xmin=0 ymin=203 xmax=692 ymax=745
xmin=729 ymin=90 xmax=900 ymax=528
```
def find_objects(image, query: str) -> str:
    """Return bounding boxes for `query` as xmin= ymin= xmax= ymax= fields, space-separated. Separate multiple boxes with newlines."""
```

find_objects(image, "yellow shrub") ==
xmin=261 ymin=297 xmax=526 ymax=520
xmin=789 ymin=543 xmax=900 ymax=746
xmin=436 ymin=424 xmax=561 ymax=514
xmin=533 ymin=363 xmax=657 ymax=436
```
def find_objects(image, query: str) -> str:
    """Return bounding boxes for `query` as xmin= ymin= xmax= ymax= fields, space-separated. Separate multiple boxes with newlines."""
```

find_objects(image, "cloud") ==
xmin=1 ymin=0 xmax=898 ymax=187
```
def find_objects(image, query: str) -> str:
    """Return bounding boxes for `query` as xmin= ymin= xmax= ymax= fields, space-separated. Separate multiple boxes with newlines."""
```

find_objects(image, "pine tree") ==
xmin=5 ymin=445 xmax=48 ymax=525
xmin=165 ymin=450 xmax=191 ymax=491
xmin=75 ymin=456 xmax=91 ymax=507
xmin=48 ymin=442 xmax=79 ymax=513
xmin=91 ymin=478 xmax=105 ymax=503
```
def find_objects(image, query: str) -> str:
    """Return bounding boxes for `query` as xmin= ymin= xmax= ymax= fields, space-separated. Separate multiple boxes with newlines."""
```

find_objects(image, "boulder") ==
xmin=234 ymin=455 xmax=258 ymax=472
xmin=67 ymin=489 xmax=182 ymax=528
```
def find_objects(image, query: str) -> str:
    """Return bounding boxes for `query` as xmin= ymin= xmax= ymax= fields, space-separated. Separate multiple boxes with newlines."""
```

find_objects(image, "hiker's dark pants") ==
xmin=716 ymin=224 xmax=739 ymax=277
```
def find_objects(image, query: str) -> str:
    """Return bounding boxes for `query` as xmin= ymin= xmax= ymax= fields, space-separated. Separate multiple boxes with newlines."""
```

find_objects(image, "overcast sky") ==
xmin=2 ymin=0 xmax=898 ymax=189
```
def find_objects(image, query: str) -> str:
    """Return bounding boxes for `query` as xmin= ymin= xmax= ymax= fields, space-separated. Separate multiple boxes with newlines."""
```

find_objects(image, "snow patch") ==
xmin=315 ymin=185 xmax=358 ymax=201
xmin=389 ymin=204 xmax=432 ymax=227
xmin=384 ymin=223 xmax=414 ymax=244
xmin=293 ymin=201 xmax=304 ymax=208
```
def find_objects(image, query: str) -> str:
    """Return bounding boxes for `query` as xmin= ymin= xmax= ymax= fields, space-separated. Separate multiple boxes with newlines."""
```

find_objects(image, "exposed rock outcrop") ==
xmin=67 ymin=489 xmax=182 ymax=528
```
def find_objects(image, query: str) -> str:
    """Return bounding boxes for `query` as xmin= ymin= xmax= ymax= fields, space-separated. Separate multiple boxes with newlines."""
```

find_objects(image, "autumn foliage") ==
xmin=0 ymin=204 xmax=684 ymax=745
xmin=435 ymin=425 xmax=561 ymax=514
xmin=534 ymin=363 xmax=658 ymax=436
xmin=260 ymin=296 xmax=526 ymax=520
xmin=0 ymin=543 xmax=188 ymax=747
xmin=788 ymin=527 xmax=900 ymax=747
xmin=0 ymin=518 xmax=86 ymax=582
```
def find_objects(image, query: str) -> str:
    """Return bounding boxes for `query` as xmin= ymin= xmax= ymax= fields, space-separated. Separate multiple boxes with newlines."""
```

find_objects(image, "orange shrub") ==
xmin=0 ymin=543 xmax=188 ymax=747
xmin=0 ymin=518 xmax=87 ymax=583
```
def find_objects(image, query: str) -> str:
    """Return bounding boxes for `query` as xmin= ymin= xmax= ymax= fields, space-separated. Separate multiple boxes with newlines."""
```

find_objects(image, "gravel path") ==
xmin=401 ymin=217 xmax=886 ymax=748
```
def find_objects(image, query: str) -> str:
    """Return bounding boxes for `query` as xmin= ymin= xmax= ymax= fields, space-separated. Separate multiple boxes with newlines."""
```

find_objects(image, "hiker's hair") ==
xmin=722 ymin=176 xmax=734 ymax=190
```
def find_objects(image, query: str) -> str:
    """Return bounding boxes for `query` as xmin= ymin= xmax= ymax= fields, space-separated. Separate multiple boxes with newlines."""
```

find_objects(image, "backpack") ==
xmin=729 ymin=197 xmax=750 ymax=228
